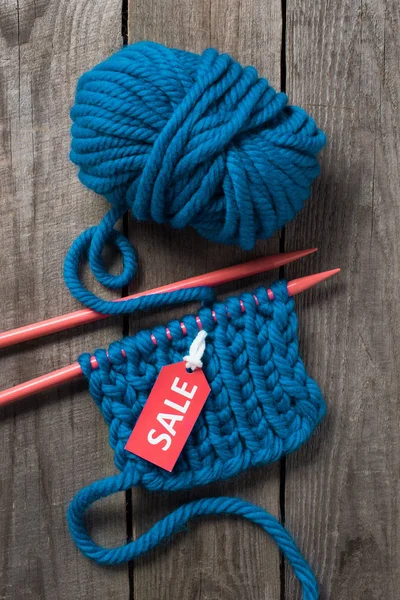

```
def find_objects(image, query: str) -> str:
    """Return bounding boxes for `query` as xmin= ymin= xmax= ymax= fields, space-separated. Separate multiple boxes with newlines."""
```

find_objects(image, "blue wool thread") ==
xmin=64 ymin=41 xmax=325 ymax=315
xmin=68 ymin=281 xmax=325 ymax=599
xmin=65 ymin=41 xmax=326 ymax=597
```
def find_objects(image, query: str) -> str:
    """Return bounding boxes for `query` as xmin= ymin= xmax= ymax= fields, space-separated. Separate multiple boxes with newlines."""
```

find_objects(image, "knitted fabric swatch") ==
xmin=68 ymin=281 xmax=325 ymax=599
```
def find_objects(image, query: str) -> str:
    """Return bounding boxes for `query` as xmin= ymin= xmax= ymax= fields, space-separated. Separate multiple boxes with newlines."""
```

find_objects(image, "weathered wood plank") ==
xmin=0 ymin=2 xmax=129 ymax=598
xmin=128 ymin=1 xmax=284 ymax=598
xmin=284 ymin=0 xmax=400 ymax=598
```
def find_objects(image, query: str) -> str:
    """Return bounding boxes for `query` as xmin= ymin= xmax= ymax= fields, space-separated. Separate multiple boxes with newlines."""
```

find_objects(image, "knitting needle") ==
xmin=0 ymin=248 xmax=317 ymax=349
xmin=0 ymin=268 xmax=340 ymax=407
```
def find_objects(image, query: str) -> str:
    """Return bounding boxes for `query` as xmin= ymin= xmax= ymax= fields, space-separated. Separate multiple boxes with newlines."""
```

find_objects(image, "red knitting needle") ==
xmin=0 ymin=267 xmax=339 ymax=406
xmin=0 ymin=248 xmax=317 ymax=349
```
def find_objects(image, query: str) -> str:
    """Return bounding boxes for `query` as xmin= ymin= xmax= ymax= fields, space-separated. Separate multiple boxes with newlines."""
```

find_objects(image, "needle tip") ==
xmin=287 ymin=267 xmax=340 ymax=296
xmin=292 ymin=247 xmax=318 ymax=258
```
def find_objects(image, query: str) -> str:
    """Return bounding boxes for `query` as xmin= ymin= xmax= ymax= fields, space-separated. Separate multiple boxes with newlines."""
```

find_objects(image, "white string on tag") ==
xmin=183 ymin=330 xmax=208 ymax=371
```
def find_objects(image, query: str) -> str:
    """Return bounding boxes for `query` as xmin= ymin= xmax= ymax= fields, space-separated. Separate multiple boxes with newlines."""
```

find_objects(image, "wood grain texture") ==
xmin=2 ymin=0 xmax=399 ymax=598
xmin=128 ymin=1 xmax=284 ymax=598
xmin=284 ymin=0 xmax=400 ymax=598
xmin=0 ymin=1 xmax=129 ymax=598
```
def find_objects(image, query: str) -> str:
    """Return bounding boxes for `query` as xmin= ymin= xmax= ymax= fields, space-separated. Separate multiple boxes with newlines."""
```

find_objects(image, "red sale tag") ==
xmin=125 ymin=361 xmax=210 ymax=472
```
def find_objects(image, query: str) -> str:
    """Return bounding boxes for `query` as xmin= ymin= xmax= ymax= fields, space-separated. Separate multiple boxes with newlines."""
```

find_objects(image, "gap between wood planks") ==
xmin=121 ymin=4 xmax=135 ymax=600
xmin=279 ymin=1 xmax=287 ymax=599
xmin=120 ymin=0 xmax=288 ymax=597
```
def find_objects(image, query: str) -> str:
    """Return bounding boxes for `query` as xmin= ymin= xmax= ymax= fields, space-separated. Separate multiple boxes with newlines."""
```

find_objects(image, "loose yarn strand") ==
xmin=63 ymin=204 xmax=215 ymax=315
xmin=68 ymin=473 xmax=318 ymax=599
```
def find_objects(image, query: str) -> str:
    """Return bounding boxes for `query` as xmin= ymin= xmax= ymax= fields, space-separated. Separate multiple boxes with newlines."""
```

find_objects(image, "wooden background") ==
xmin=0 ymin=0 xmax=398 ymax=598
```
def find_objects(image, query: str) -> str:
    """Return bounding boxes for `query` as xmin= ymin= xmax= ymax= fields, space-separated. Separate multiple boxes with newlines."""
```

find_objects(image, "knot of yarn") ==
xmin=183 ymin=330 xmax=207 ymax=371
xmin=64 ymin=41 xmax=326 ymax=314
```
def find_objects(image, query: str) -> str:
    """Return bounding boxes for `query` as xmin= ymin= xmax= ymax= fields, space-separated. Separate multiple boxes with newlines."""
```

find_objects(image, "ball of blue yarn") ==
xmin=70 ymin=41 xmax=326 ymax=250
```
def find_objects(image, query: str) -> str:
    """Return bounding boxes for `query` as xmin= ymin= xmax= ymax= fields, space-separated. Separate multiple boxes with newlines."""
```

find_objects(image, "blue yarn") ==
xmin=68 ymin=281 xmax=325 ymax=599
xmin=65 ymin=41 xmax=327 ymax=595
xmin=64 ymin=41 xmax=325 ymax=315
